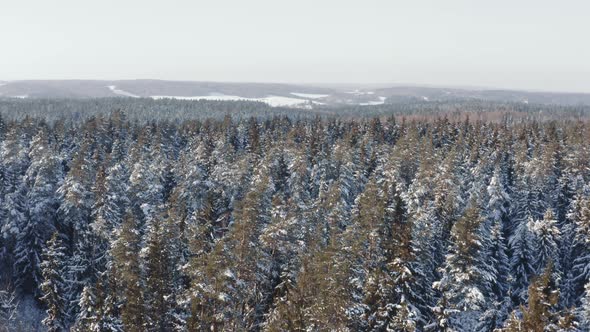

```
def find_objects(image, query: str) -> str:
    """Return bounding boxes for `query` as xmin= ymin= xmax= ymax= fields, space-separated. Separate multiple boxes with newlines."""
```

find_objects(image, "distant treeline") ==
xmin=1 ymin=97 xmax=589 ymax=123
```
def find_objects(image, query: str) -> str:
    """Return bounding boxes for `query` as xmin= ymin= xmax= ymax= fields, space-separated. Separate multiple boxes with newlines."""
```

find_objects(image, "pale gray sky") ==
xmin=1 ymin=0 xmax=589 ymax=92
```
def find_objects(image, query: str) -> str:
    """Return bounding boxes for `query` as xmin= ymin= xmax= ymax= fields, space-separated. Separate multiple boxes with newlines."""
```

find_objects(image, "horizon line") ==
xmin=1 ymin=78 xmax=589 ymax=95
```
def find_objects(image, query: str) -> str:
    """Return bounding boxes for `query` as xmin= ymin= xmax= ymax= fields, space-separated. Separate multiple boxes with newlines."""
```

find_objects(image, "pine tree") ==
xmin=142 ymin=211 xmax=177 ymax=332
xmin=344 ymin=177 xmax=386 ymax=330
xmin=294 ymin=183 xmax=350 ymax=330
xmin=573 ymin=197 xmax=590 ymax=297
xmin=223 ymin=184 xmax=272 ymax=330
xmin=184 ymin=187 xmax=235 ymax=331
xmin=40 ymin=232 xmax=69 ymax=332
xmin=578 ymin=281 xmax=590 ymax=330
xmin=186 ymin=242 xmax=229 ymax=332
xmin=500 ymin=262 xmax=562 ymax=332
xmin=403 ymin=140 xmax=441 ymax=326
xmin=99 ymin=265 xmax=123 ymax=332
xmin=111 ymin=211 xmax=144 ymax=332
xmin=264 ymin=236 xmax=350 ymax=331
xmin=382 ymin=182 xmax=420 ymax=331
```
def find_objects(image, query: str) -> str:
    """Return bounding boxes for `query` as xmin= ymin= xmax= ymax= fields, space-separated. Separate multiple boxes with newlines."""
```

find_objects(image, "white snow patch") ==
xmin=139 ymin=247 xmax=149 ymax=256
xmin=218 ymin=292 xmax=229 ymax=302
xmin=523 ymin=99 xmax=529 ymax=104
xmin=223 ymin=269 xmax=235 ymax=279
xmin=290 ymin=92 xmax=329 ymax=99
xmin=11 ymin=95 xmax=28 ymax=99
xmin=152 ymin=94 xmax=245 ymax=101
xmin=346 ymin=90 xmax=375 ymax=95
xmin=259 ymin=95 xmax=308 ymax=107
xmin=151 ymin=94 xmax=312 ymax=108
xmin=359 ymin=101 xmax=382 ymax=106
xmin=107 ymin=85 xmax=139 ymax=98
xmin=359 ymin=96 xmax=386 ymax=106
xmin=422 ymin=96 xmax=429 ymax=101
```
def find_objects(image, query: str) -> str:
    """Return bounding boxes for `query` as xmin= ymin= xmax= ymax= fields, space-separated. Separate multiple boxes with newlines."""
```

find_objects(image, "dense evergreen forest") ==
xmin=2 ymin=97 xmax=590 ymax=122
xmin=2 ymin=104 xmax=590 ymax=331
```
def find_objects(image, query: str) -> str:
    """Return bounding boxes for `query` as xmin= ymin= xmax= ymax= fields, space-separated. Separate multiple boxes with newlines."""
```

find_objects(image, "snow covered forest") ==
xmin=2 ymin=106 xmax=590 ymax=331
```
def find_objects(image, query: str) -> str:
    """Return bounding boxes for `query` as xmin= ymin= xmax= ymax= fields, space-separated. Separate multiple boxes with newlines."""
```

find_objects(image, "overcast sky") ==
xmin=1 ymin=0 xmax=589 ymax=92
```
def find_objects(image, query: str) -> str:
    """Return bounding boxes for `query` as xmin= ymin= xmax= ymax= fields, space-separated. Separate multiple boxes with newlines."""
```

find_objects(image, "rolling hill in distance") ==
xmin=1 ymin=79 xmax=590 ymax=107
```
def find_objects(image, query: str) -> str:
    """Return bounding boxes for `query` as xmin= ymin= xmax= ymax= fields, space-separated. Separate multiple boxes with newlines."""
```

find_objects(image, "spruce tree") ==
xmin=530 ymin=209 xmax=561 ymax=276
xmin=433 ymin=201 xmax=485 ymax=330
xmin=509 ymin=214 xmax=535 ymax=305
xmin=13 ymin=130 xmax=61 ymax=295
xmin=72 ymin=284 xmax=100 ymax=332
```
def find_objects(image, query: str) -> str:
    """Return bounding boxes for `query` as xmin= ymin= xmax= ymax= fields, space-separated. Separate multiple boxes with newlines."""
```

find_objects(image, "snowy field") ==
xmin=290 ymin=92 xmax=330 ymax=99
xmin=359 ymin=96 xmax=387 ymax=106
xmin=346 ymin=90 xmax=375 ymax=95
xmin=151 ymin=94 xmax=313 ymax=108
xmin=107 ymin=85 xmax=140 ymax=98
